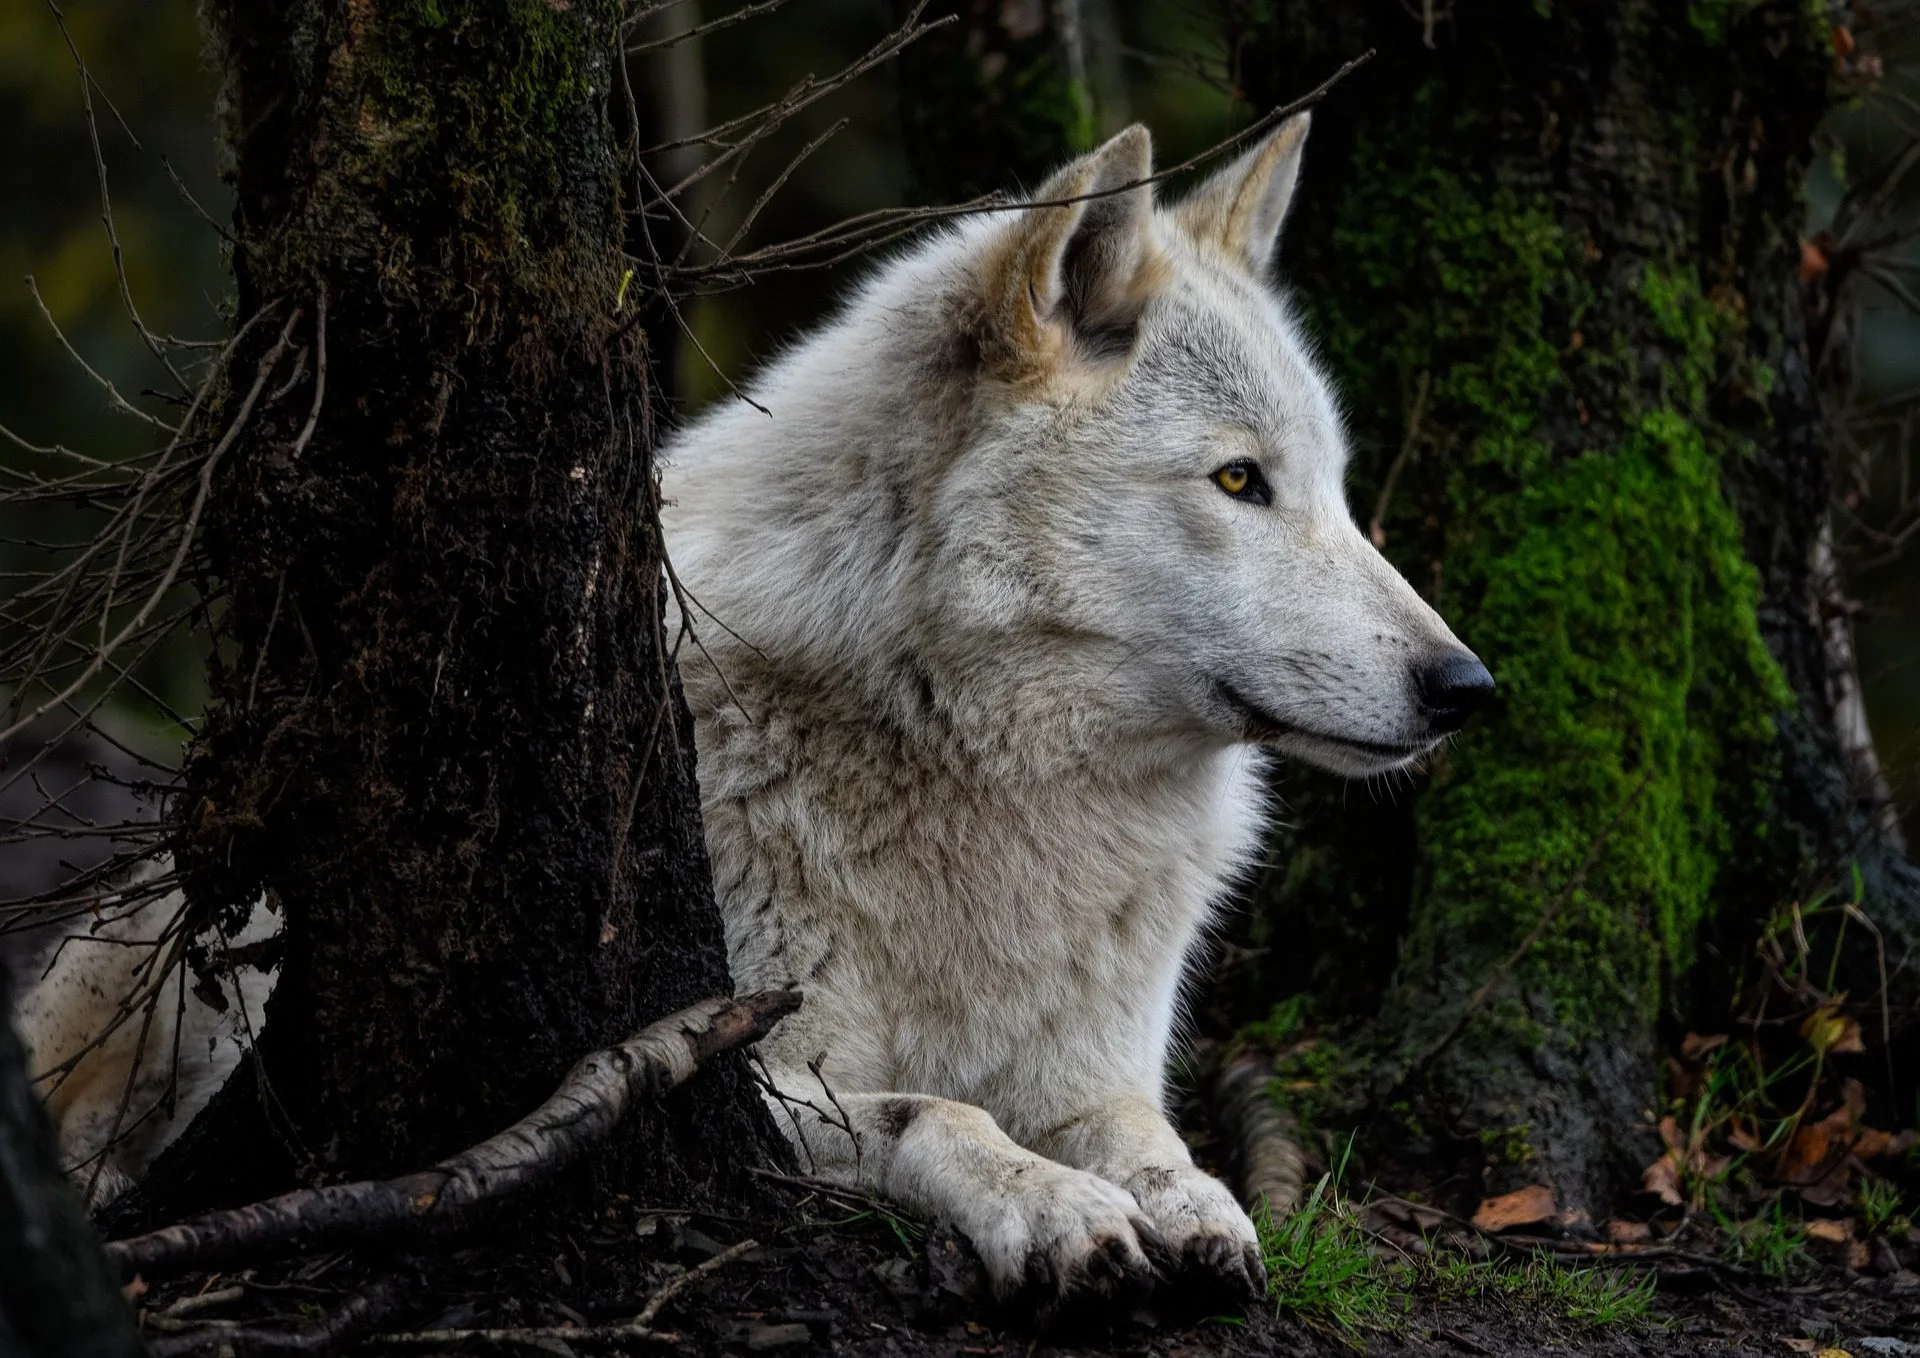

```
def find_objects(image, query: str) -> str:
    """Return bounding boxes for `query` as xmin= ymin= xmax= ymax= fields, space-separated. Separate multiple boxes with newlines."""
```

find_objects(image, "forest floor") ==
xmin=127 ymin=1173 xmax=1920 ymax=1358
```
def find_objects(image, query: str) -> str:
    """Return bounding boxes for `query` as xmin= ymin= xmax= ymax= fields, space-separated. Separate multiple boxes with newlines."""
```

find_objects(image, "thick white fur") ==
xmin=13 ymin=871 xmax=276 ymax=1207
xmin=661 ymin=118 xmax=1478 ymax=1302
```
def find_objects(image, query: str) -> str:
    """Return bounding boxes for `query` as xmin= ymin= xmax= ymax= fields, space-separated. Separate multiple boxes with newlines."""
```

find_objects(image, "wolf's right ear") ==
xmin=1172 ymin=113 xmax=1310 ymax=277
xmin=976 ymin=125 xmax=1161 ymax=370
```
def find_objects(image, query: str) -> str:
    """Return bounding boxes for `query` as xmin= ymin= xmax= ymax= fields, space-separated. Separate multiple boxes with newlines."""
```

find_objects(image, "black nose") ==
xmin=1416 ymin=653 xmax=1496 ymax=733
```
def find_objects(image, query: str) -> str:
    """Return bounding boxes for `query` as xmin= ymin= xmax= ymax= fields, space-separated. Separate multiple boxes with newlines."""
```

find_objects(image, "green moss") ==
xmin=330 ymin=0 xmax=616 ymax=334
xmin=1479 ymin=1123 xmax=1536 ymax=1167
xmin=1295 ymin=98 xmax=1788 ymax=1091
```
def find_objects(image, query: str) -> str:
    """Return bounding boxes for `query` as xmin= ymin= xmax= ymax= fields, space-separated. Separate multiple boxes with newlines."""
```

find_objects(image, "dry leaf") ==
xmin=1800 ymin=240 xmax=1831 ymax=282
xmin=1667 ymin=1055 xmax=1700 ymax=1100
xmin=1783 ymin=1340 xmax=1817 ymax=1354
xmin=1641 ymin=1153 xmax=1685 ymax=1207
xmin=1805 ymin=1217 xmax=1851 ymax=1244
xmin=1847 ymin=1238 xmax=1873 ymax=1271
xmin=1606 ymin=1219 xmax=1652 ymax=1244
xmin=1472 ymin=1184 xmax=1559 ymax=1233
xmin=1780 ymin=1122 xmax=1833 ymax=1181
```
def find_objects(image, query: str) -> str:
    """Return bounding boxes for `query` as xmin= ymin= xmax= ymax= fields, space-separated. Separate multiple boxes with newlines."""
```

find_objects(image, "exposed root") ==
xmin=106 ymin=991 xmax=800 ymax=1281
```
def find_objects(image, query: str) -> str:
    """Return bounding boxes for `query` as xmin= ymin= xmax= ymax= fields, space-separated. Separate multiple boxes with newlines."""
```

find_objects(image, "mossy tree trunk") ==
xmin=141 ymin=0 xmax=774 ymax=1207
xmin=892 ymin=0 xmax=1094 ymax=203
xmin=1236 ymin=0 xmax=1920 ymax=1218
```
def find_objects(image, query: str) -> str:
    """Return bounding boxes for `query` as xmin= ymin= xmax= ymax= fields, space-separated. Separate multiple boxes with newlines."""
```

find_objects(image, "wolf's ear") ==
xmin=979 ymin=125 xmax=1159 ymax=366
xmin=1172 ymin=113 xmax=1310 ymax=277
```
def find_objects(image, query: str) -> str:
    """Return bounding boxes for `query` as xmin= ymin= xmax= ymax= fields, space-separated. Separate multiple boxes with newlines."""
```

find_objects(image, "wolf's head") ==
xmin=665 ymin=119 xmax=1491 ymax=779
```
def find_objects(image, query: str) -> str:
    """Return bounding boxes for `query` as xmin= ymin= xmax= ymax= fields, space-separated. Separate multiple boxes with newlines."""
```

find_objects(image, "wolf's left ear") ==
xmin=980 ymin=125 xmax=1159 ymax=365
xmin=1173 ymin=113 xmax=1310 ymax=277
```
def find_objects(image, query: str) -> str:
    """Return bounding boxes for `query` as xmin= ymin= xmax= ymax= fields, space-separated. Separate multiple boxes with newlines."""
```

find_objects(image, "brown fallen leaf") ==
xmin=1605 ymin=1219 xmax=1652 ymax=1244
xmin=1641 ymin=1152 xmax=1685 ymax=1207
xmin=1804 ymin=1217 xmax=1851 ymax=1245
xmin=1473 ymin=1184 xmax=1559 ymax=1233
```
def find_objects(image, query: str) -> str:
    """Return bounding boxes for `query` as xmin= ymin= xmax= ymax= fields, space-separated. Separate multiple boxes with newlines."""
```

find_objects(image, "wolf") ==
xmin=16 ymin=116 xmax=1492 ymax=1305
xmin=660 ymin=114 xmax=1493 ymax=1305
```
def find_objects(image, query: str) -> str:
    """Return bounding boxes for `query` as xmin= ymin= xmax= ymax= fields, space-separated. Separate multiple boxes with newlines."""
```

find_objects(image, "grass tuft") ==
xmin=1256 ymin=1149 xmax=1660 ymax=1340
xmin=1257 ymin=1173 xmax=1403 ymax=1339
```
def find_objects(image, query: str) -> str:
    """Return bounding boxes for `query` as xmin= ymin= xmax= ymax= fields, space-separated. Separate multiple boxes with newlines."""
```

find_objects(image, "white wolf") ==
xmin=15 ymin=115 xmax=1493 ymax=1306
xmin=661 ymin=115 xmax=1491 ymax=1305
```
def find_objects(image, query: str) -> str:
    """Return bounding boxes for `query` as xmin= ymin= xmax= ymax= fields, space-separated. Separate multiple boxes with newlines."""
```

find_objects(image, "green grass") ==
xmin=1710 ymin=1194 xmax=1808 ymax=1280
xmin=1255 ymin=1167 xmax=1659 ymax=1341
xmin=1860 ymin=1175 xmax=1912 ymax=1238
xmin=1422 ymin=1251 xmax=1660 ymax=1326
xmin=1257 ymin=1174 xmax=1404 ymax=1339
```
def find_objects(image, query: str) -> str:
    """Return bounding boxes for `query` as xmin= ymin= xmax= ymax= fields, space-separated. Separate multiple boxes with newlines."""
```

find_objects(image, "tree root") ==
xmin=1211 ymin=1044 xmax=1306 ymax=1217
xmin=107 ymin=991 xmax=800 ymax=1281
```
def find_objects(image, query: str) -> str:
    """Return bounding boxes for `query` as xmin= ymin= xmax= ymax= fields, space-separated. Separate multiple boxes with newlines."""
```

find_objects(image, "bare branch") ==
xmin=105 ymin=991 xmax=801 ymax=1280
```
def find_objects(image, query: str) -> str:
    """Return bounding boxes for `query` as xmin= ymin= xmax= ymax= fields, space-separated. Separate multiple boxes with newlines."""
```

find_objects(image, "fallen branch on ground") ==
xmin=107 ymin=991 xmax=800 ymax=1280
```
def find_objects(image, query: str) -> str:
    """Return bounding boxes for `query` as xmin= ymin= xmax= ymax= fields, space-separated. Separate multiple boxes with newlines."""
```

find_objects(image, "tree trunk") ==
xmin=0 ymin=966 xmax=142 ymax=1357
xmin=1235 ymin=0 xmax=1920 ymax=1218
xmin=148 ymin=0 xmax=774 ymax=1204
xmin=892 ymin=0 xmax=1094 ymax=204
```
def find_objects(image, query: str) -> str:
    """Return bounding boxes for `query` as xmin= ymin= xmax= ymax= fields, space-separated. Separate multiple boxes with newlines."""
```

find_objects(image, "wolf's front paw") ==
xmin=966 ymin=1162 xmax=1163 ymax=1306
xmin=1125 ymin=1165 xmax=1266 ymax=1304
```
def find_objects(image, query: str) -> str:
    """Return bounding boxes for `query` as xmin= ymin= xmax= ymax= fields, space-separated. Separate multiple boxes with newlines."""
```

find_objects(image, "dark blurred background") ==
xmin=2 ymin=0 xmax=1915 ymax=839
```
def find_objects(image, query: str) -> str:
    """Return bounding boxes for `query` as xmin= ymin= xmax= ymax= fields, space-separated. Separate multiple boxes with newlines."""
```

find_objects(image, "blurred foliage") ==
xmin=1 ymin=0 xmax=1916 ymax=828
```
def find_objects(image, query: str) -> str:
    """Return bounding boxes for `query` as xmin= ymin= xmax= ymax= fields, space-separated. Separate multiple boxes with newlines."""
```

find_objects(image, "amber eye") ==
xmin=1212 ymin=460 xmax=1271 ymax=505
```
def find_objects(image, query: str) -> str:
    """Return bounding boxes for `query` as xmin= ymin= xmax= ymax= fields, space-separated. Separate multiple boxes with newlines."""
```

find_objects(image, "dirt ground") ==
xmin=127 ymin=1177 xmax=1920 ymax=1358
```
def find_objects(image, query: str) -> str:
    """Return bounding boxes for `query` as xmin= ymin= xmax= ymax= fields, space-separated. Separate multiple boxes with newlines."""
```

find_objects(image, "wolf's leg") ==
xmin=763 ymin=1073 xmax=1163 ymax=1303
xmin=1031 ymin=1094 xmax=1265 ymax=1301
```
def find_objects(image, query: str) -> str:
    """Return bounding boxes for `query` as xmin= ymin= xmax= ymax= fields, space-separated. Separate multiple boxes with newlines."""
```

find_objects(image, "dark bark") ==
xmin=0 ymin=965 xmax=144 ymax=1357
xmin=144 ymin=0 xmax=778 ymax=1207
xmin=1232 ymin=0 xmax=1919 ymax=1216
xmin=892 ymin=0 xmax=1094 ymax=203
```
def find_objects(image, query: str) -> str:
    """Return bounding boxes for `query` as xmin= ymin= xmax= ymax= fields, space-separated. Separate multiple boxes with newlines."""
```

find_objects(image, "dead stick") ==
xmin=372 ymin=1325 xmax=679 ymax=1349
xmin=634 ymin=1237 xmax=760 ymax=1327
xmin=373 ymin=1235 xmax=760 ymax=1349
xmin=107 ymin=991 xmax=800 ymax=1280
